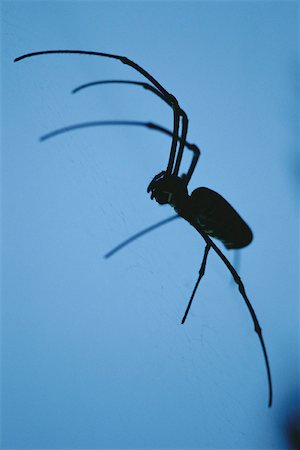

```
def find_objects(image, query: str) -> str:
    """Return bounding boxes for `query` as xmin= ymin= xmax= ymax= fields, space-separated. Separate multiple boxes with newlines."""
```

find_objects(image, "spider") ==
xmin=14 ymin=49 xmax=272 ymax=407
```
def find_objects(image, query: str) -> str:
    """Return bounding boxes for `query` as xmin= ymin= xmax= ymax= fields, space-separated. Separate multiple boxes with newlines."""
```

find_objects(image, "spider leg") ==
xmin=189 ymin=221 xmax=273 ymax=408
xmin=39 ymin=120 xmax=161 ymax=141
xmin=181 ymin=243 xmax=211 ymax=324
xmin=14 ymin=50 xmax=183 ymax=179
xmin=39 ymin=118 xmax=199 ymax=189
xmin=39 ymin=120 xmax=199 ymax=171
xmin=173 ymin=110 xmax=188 ymax=179
xmin=104 ymin=215 xmax=180 ymax=258
xmin=72 ymin=79 xmax=166 ymax=103
xmin=72 ymin=79 xmax=197 ymax=183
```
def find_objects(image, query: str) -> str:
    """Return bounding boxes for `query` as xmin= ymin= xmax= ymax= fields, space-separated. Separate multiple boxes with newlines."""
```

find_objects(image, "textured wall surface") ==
xmin=2 ymin=1 xmax=299 ymax=448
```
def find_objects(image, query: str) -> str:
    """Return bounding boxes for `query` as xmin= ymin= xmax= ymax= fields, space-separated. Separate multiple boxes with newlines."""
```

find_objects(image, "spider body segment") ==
xmin=14 ymin=49 xmax=272 ymax=407
xmin=147 ymin=172 xmax=253 ymax=249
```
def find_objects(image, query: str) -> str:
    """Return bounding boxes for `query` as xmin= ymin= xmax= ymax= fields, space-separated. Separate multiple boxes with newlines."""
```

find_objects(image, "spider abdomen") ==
xmin=189 ymin=187 xmax=253 ymax=249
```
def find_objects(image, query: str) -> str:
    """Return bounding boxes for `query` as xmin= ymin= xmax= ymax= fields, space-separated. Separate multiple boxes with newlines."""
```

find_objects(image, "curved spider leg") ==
xmin=39 ymin=120 xmax=199 ymax=166
xmin=39 ymin=120 xmax=151 ymax=141
xmin=104 ymin=215 xmax=180 ymax=258
xmin=72 ymin=79 xmax=166 ymax=103
xmin=72 ymin=79 xmax=197 ymax=183
xmin=188 ymin=218 xmax=273 ymax=408
xmin=14 ymin=50 xmax=182 ymax=178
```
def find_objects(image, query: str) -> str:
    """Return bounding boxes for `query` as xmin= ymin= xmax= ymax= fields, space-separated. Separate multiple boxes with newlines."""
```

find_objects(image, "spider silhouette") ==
xmin=14 ymin=50 xmax=272 ymax=407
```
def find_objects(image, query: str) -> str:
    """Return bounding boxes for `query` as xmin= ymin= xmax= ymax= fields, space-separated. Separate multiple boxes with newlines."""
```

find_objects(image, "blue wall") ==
xmin=2 ymin=1 xmax=299 ymax=448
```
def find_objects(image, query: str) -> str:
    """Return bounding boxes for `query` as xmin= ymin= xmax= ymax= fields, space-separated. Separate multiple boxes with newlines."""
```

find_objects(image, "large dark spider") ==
xmin=14 ymin=50 xmax=272 ymax=407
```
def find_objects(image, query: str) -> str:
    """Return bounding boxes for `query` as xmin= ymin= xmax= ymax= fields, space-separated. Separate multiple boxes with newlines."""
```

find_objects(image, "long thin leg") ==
xmin=39 ymin=120 xmax=199 ymax=168
xmin=189 ymin=221 xmax=273 ymax=408
xmin=72 ymin=79 xmax=167 ymax=102
xmin=14 ymin=50 xmax=185 ymax=178
xmin=39 ymin=119 xmax=199 ymax=184
xmin=72 ymin=79 xmax=195 ymax=182
xmin=181 ymin=243 xmax=211 ymax=324
xmin=173 ymin=110 xmax=188 ymax=178
xmin=104 ymin=215 xmax=179 ymax=258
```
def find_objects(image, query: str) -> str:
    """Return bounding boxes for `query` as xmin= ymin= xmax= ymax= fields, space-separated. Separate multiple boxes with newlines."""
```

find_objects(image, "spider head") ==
xmin=147 ymin=172 xmax=188 ymax=208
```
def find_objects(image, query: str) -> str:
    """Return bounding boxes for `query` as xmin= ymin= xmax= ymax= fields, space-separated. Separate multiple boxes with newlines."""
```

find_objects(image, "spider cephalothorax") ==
xmin=147 ymin=171 xmax=188 ymax=210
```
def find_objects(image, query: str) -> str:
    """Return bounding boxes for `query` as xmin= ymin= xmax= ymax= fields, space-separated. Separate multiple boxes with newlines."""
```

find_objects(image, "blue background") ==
xmin=2 ymin=1 xmax=299 ymax=448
